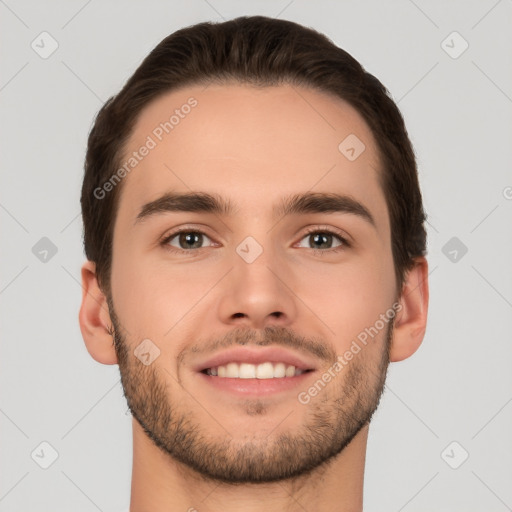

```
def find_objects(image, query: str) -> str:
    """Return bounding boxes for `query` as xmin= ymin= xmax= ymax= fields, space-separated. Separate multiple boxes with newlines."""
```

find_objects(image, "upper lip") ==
xmin=193 ymin=346 xmax=319 ymax=372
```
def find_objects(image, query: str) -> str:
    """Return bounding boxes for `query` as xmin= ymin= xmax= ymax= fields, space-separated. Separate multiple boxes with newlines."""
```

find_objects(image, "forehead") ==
xmin=116 ymin=82 xmax=387 ymax=226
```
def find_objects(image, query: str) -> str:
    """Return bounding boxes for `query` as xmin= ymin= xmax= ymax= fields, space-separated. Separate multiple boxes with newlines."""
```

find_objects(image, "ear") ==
xmin=389 ymin=257 xmax=429 ymax=362
xmin=78 ymin=261 xmax=118 ymax=365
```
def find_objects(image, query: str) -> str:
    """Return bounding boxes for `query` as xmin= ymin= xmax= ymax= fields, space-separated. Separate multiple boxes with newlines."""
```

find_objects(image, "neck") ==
xmin=129 ymin=418 xmax=368 ymax=512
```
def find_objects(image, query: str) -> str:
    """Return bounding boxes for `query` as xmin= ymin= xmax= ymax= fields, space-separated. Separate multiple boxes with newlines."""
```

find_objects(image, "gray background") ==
xmin=1 ymin=1 xmax=511 ymax=511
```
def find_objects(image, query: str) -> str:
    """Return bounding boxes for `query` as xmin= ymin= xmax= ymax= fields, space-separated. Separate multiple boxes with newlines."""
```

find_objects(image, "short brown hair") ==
xmin=81 ymin=15 xmax=426 ymax=295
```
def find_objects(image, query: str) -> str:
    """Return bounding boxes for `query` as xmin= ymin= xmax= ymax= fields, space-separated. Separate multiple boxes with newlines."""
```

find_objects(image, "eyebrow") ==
xmin=135 ymin=191 xmax=375 ymax=227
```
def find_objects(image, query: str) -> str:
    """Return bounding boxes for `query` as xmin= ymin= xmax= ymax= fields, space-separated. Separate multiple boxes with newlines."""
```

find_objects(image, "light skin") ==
xmin=79 ymin=83 xmax=428 ymax=512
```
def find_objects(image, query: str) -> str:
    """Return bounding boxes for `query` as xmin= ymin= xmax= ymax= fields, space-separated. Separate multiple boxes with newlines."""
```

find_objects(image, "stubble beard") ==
xmin=108 ymin=298 xmax=392 ymax=484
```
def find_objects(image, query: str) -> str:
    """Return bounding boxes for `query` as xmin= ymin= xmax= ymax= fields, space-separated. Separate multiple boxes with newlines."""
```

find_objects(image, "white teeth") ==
xmin=226 ymin=362 xmax=239 ymax=378
xmin=255 ymin=362 xmax=273 ymax=379
xmin=239 ymin=363 xmax=256 ymax=378
xmin=285 ymin=365 xmax=295 ymax=377
xmin=273 ymin=362 xmax=286 ymax=378
xmin=205 ymin=362 xmax=308 ymax=379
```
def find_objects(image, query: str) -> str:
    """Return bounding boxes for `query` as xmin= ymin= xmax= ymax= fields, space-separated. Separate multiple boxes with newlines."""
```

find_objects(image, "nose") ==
xmin=216 ymin=239 xmax=298 ymax=330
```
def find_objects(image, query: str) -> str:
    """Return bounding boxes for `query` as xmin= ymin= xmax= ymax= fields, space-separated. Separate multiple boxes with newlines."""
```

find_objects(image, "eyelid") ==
xmin=160 ymin=224 xmax=217 ymax=243
xmin=300 ymin=224 xmax=352 ymax=244
xmin=159 ymin=224 xmax=353 ymax=253
xmin=159 ymin=225 xmax=218 ymax=250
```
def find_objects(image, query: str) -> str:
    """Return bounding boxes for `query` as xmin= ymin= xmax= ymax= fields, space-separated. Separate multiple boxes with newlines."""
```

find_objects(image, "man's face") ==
xmin=108 ymin=83 xmax=397 ymax=483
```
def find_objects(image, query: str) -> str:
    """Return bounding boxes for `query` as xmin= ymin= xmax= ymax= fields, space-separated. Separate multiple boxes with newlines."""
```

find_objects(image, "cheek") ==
xmin=110 ymin=247 xmax=222 ymax=337
xmin=294 ymin=249 xmax=395 ymax=350
xmin=110 ymin=227 xmax=396 ymax=350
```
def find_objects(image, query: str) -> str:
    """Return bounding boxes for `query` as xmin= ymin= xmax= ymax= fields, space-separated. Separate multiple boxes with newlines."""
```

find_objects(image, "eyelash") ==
xmin=159 ymin=226 xmax=351 ymax=256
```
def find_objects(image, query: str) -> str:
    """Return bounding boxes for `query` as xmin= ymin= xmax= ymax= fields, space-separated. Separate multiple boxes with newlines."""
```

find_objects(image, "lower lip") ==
xmin=196 ymin=370 xmax=315 ymax=397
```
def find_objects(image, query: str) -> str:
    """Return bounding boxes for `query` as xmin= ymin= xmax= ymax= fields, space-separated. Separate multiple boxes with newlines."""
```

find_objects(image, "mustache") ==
xmin=182 ymin=325 xmax=337 ymax=365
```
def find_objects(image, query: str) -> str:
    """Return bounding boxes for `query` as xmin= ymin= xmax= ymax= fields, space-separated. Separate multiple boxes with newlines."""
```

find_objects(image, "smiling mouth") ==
xmin=201 ymin=361 xmax=314 ymax=379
